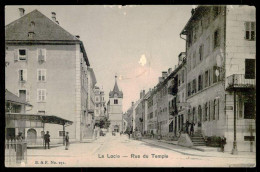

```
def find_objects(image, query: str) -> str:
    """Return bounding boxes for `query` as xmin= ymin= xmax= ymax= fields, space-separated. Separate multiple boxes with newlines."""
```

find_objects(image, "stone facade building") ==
xmin=180 ymin=5 xmax=255 ymax=152
xmin=5 ymin=9 xmax=96 ymax=143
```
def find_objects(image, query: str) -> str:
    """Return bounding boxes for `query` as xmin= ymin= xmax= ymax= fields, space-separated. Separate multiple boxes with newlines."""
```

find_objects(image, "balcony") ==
xmin=226 ymin=74 xmax=255 ymax=91
xmin=168 ymin=85 xmax=178 ymax=95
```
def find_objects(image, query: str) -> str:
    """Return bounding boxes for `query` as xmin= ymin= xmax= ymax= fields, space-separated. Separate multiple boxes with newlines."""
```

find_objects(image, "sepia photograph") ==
xmin=4 ymin=5 xmax=256 ymax=167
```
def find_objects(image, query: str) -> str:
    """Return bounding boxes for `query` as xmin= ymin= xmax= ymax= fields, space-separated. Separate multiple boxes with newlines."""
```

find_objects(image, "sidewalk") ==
xmin=141 ymin=138 xmax=256 ymax=159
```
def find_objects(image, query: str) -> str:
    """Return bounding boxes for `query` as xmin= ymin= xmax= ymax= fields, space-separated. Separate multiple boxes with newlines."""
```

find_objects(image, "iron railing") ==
xmin=226 ymin=74 xmax=255 ymax=89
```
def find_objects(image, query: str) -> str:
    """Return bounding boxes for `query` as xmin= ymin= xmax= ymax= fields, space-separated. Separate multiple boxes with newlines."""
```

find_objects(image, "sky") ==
xmin=5 ymin=5 xmax=192 ymax=112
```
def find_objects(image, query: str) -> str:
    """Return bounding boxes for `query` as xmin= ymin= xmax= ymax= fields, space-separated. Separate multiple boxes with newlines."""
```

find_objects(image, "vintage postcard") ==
xmin=5 ymin=5 xmax=256 ymax=167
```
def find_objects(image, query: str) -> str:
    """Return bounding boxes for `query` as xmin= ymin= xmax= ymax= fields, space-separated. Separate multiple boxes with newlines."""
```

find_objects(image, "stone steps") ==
xmin=190 ymin=133 xmax=206 ymax=146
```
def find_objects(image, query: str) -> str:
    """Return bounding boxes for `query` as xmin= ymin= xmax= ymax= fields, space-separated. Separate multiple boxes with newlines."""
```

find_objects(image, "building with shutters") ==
xmin=107 ymin=76 xmax=123 ymax=132
xmin=5 ymin=8 xmax=96 ymax=144
xmin=180 ymin=5 xmax=255 ymax=152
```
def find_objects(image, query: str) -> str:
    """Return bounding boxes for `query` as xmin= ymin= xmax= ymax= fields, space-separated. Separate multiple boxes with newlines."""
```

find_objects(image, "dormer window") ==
xmin=28 ymin=32 xmax=35 ymax=39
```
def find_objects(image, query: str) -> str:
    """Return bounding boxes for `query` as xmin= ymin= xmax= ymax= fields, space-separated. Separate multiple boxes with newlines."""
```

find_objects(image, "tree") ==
xmin=95 ymin=116 xmax=110 ymax=129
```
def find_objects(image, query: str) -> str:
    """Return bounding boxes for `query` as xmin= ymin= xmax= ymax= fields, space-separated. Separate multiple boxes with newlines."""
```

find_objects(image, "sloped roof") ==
xmin=109 ymin=77 xmax=123 ymax=98
xmin=5 ymin=9 xmax=79 ymax=41
xmin=5 ymin=9 xmax=90 ymax=66
xmin=5 ymin=89 xmax=32 ymax=106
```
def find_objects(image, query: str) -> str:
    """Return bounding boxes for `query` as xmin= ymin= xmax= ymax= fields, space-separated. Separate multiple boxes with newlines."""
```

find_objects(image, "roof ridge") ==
xmin=5 ymin=9 xmax=38 ymax=28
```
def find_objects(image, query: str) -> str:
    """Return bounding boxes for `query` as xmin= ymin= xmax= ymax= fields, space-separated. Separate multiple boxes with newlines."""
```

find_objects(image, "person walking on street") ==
xmin=65 ymin=132 xmax=70 ymax=150
xmin=220 ymin=136 xmax=226 ymax=152
xmin=44 ymin=131 xmax=50 ymax=149
xmin=190 ymin=122 xmax=195 ymax=136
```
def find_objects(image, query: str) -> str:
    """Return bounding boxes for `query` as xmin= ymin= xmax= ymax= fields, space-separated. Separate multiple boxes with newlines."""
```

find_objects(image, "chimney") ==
xmin=168 ymin=68 xmax=172 ymax=74
xmin=159 ymin=77 xmax=163 ymax=83
xmin=56 ymin=21 xmax=59 ymax=25
xmin=191 ymin=8 xmax=195 ymax=15
xmin=162 ymin=71 xmax=168 ymax=79
xmin=142 ymin=90 xmax=145 ymax=97
xmin=140 ymin=91 xmax=142 ymax=99
xmin=76 ymin=35 xmax=80 ymax=39
xmin=132 ymin=102 xmax=134 ymax=107
xmin=19 ymin=8 xmax=25 ymax=17
xmin=174 ymin=65 xmax=177 ymax=70
xmin=51 ymin=12 xmax=56 ymax=22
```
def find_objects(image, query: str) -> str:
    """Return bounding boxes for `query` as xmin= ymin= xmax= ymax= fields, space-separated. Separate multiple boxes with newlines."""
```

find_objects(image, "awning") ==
xmin=6 ymin=113 xmax=73 ymax=126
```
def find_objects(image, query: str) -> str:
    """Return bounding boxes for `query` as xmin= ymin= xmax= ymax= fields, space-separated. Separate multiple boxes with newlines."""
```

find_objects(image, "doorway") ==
xmin=27 ymin=129 xmax=37 ymax=145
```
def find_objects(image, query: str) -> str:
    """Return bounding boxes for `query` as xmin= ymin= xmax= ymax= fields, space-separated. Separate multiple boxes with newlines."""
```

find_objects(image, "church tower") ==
xmin=107 ymin=75 xmax=123 ymax=132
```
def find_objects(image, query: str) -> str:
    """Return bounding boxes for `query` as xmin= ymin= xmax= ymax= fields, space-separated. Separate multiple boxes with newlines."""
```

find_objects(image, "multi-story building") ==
xmin=123 ymin=102 xmax=134 ymax=132
xmin=107 ymin=75 xmax=123 ymax=132
xmin=94 ymin=86 xmax=106 ymax=117
xmin=5 ymin=9 xmax=95 ymax=143
xmin=180 ymin=5 xmax=255 ymax=152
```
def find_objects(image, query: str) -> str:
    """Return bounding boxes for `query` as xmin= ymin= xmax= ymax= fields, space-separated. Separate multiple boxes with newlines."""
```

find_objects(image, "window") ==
xmin=96 ymin=104 xmax=99 ymax=108
xmin=213 ymin=66 xmax=221 ymax=83
xmin=205 ymin=36 xmax=210 ymax=57
xmin=198 ymin=75 xmax=203 ymax=91
xmin=213 ymin=99 xmax=219 ymax=120
xmin=192 ymin=79 xmax=197 ymax=94
xmin=204 ymin=71 xmax=209 ymax=88
xmin=59 ymin=131 xmax=65 ymax=137
xmin=245 ymin=59 xmax=255 ymax=79
xmin=199 ymin=44 xmax=204 ymax=61
xmin=245 ymin=22 xmax=255 ymax=41
xmin=214 ymin=29 xmax=220 ymax=49
xmin=213 ymin=6 xmax=221 ymax=19
xmin=18 ymin=69 xmax=27 ymax=82
xmin=169 ymin=121 xmax=173 ymax=132
xmin=198 ymin=105 xmax=202 ymax=123
xmin=188 ymin=83 xmax=191 ymax=96
xmin=37 ymin=89 xmax=46 ymax=102
xmin=244 ymin=94 xmax=255 ymax=119
xmin=204 ymin=103 xmax=208 ymax=121
xmin=193 ymin=107 xmax=196 ymax=123
xmin=114 ymin=99 xmax=118 ymax=104
xmin=208 ymin=101 xmax=211 ymax=121
xmin=18 ymin=49 xmax=27 ymax=61
xmin=96 ymin=97 xmax=99 ymax=102
xmin=38 ymin=49 xmax=46 ymax=62
xmin=193 ymin=51 xmax=196 ymax=69
xmin=37 ymin=69 xmax=46 ymax=81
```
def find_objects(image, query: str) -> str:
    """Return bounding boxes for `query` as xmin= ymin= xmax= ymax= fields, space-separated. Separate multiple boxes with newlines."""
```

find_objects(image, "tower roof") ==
xmin=109 ymin=75 xmax=123 ymax=98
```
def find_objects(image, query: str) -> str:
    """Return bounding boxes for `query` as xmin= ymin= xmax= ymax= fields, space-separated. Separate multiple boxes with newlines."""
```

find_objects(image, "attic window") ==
xmin=30 ymin=21 xmax=35 ymax=29
xmin=28 ymin=32 xmax=35 ymax=39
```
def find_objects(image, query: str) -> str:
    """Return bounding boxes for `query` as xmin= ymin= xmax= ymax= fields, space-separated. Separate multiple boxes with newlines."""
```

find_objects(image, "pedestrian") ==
xmin=185 ymin=120 xmax=190 ymax=134
xmin=190 ymin=122 xmax=195 ymax=136
xmin=151 ymin=130 xmax=154 ymax=139
xmin=44 ymin=131 xmax=50 ymax=149
xmin=65 ymin=132 xmax=70 ymax=150
xmin=220 ymin=136 xmax=226 ymax=152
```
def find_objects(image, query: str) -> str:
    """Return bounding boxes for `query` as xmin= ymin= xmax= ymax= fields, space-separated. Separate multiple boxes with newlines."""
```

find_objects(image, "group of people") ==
xmin=43 ymin=131 xmax=70 ymax=150
xmin=185 ymin=120 xmax=195 ymax=136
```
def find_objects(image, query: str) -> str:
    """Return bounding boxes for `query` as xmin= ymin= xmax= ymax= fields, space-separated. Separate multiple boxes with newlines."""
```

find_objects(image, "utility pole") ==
xmin=232 ymin=90 xmax=238 ymax=154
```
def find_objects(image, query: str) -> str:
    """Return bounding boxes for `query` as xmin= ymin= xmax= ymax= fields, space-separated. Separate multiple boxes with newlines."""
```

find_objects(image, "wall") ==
xmin=5 ymin=44 xmax=77 ymax=142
